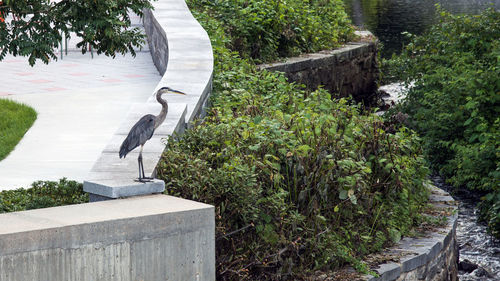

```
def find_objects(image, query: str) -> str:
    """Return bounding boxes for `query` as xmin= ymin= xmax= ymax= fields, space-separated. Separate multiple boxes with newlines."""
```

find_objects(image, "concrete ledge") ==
xmin=83 ymin=179 xmax=165 ymax=200
xmin=0 ymin=195 xmax=215 ymax=280
xmin=361 ymin=185 xmax=458 ymax=281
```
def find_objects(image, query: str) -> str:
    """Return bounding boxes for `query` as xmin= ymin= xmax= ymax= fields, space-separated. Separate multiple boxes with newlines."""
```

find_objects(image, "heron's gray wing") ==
xmin=119 ymin=114 xmax=156 ymax=158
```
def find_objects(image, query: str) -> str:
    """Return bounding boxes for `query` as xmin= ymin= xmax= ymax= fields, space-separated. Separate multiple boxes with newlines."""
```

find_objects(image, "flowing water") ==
xmin=432 ymin=176 xmax=500 ymax=281
xmin=343 ymin=2 xmax=500 ymax=279
xmin=343 ymin=0 xmax=500 ymax=57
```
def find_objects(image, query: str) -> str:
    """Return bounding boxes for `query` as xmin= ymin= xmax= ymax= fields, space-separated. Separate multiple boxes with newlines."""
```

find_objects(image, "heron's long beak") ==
xmin=168 ymin=89 xmax=186 ymax=95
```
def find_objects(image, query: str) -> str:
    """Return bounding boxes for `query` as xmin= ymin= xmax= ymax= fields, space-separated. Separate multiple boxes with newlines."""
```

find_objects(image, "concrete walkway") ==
xmin=0 ymin=16 xmax=162 ymax=190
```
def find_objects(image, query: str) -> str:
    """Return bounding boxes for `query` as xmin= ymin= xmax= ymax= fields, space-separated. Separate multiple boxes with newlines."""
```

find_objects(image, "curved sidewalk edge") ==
xmin=83 ymin=0 xmax=214 ymax=200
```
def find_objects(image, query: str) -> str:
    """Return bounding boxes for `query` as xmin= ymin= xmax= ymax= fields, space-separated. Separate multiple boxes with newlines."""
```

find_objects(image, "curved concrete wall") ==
xmin=143 ymin=0 xmax=213 ymax=124
xmin=83 ymin=0 xmax=213 ymax=199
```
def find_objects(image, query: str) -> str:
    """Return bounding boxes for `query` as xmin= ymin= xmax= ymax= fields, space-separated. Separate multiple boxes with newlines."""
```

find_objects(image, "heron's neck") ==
xmin=155 ymin=93 xmax=168 ymax=129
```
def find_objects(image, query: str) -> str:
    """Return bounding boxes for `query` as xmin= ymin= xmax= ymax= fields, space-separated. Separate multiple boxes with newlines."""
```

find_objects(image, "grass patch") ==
xmin=0 ymin=99 xmax=37 ymax=161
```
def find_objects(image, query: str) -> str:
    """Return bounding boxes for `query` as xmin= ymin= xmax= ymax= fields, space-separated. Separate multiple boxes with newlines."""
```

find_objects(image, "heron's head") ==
xmin=157 ymin=87 xmax=186 ymax=95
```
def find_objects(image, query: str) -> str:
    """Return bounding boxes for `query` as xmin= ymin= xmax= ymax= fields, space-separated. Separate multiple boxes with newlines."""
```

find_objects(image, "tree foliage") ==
xmin=386 ymin=8 xmax=500 ymax=236
xmin=0 ymin=0 xmax=153 ymax=65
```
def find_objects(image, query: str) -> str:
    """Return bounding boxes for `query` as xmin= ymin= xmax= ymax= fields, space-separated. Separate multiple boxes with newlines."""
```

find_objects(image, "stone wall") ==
xmin=360 ymin=186 xmax=459 ymax=281
xmin=260 ymin=41 xmax=378 ymax=103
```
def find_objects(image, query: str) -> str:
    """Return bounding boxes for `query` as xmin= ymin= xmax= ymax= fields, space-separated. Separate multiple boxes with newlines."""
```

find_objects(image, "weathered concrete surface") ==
xmin=260 ymin=36 xmax=378 ymax=103
xmin=84 ymin=0 xmax=213 ymax=200
xmin=361 ymin=185 xmax=458 ymax=281
xmin=0 ymin=195 xmax=215 ymax=281
xmin=84 ymin=179 xmax=165 ymax=201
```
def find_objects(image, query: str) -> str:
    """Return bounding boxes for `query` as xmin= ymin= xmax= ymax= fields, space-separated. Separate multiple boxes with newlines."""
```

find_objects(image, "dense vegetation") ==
xmin=0 ymin=99 xmax=37 ymax=161
xmin=191 ymin=0 xmax=354 ymax=62
xmin=156 ymin=0 xmax=430 ymax=279
xmin=0 ymin=179 xmax=88 ymax=213
xmin=385 ymin=8 xmax=499 ymax=237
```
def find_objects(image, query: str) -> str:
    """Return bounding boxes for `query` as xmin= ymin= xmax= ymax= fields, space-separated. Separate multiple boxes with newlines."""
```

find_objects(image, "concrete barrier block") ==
xmin=83 ymin=178 xmax=165 ymax=199
xmin=0 ymin=195 xmax=215 ymax=281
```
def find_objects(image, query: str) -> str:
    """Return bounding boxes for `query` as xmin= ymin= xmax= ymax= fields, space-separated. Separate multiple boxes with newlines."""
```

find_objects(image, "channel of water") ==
xmin=343 ymin=0 xmax=500 ymax=57
xmin=342 ymin=1 xmax=500 ymax=279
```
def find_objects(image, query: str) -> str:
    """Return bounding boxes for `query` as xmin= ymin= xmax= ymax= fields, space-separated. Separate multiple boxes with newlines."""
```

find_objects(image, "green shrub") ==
xmin=157 ymin=3 xmax=430 ymax=279
xmin=479 ymin=190 xmax=500 ymax=238
xmin=386 ymin=8 xmax=500 ymax=236
xmin=0 ymin=178 xmax=88 ymax=213
xmin=188 ymin=0 xmax=354 ymax=62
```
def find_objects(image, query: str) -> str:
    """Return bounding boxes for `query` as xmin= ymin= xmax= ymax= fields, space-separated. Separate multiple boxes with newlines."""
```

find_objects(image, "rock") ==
xmin=458 ymin=259 xmax=478 ymax=273
xmin=473 ymin=266 xmax=493 ymax=278
xmin=317 ymin=274 xmax=328 ymax=280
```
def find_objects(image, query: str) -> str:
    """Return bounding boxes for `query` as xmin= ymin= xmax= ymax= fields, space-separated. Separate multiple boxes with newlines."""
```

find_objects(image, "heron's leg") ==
xmin=137 ymin=152 xmax=143 ymax=181
xmin=140 ymin=157 xmax=154 ymax=180
xmin=140 ymin=154 xmax=146 ymax=179
xmin=137 ymin=146 xmax=152 ymax=182
xmin=139 ymin=146 xmax=154 ymax=180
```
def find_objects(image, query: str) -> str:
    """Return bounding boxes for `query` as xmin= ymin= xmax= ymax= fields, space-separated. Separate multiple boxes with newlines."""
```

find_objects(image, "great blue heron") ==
xmin=119 ymin=86 xmax=186 ymax=182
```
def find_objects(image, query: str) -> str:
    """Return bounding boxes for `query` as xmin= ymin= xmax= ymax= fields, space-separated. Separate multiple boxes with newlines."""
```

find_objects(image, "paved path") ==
xmin=0 ymin=15 xmax=162 ymax=190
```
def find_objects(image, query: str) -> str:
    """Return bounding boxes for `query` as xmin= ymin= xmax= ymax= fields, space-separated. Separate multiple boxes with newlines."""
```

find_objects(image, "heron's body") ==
xmin=119 ymin=114 xmax=156 ymax=159
xmin=119 ymin=87 xmax=185 ymax=182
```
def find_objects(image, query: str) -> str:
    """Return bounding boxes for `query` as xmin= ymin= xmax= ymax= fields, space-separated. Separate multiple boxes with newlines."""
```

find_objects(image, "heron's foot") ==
xmin=135 ymin=178 xmax=153 ymax=183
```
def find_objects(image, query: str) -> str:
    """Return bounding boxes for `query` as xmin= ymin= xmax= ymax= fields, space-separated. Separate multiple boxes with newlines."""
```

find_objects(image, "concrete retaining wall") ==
xmin=361 ymin=186 xmax=459 ymax=281
xmin=0 ymin=195 xmax=215 ymax=281
xmin=260 ymin=40 xmax=378 ymax=103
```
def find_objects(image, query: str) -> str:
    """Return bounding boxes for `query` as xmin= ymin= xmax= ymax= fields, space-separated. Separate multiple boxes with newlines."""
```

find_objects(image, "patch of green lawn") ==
xmin=0 ymin=99 xmax=37 ymax=161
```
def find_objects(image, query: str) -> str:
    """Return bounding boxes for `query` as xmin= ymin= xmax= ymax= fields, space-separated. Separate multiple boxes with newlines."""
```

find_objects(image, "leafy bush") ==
xmin=0 ymin=178 xmax=88 ymax=213
xmin=188 ymin=0 xmax=354 ymax=62
xmin=479 ymin=190 xmax=500 ymax=238
xmin=157 ymin=3 xmax=430 ymax=279
xmin=386 ymin=8 xmax=500 ymax=236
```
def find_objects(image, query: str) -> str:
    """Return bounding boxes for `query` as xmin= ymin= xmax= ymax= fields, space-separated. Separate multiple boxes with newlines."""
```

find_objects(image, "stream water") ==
xmin=342 ymin=1 xmax=500 ymax=279
xmin=343 ymin=0 xmax=500 ymax=57
xmin=432 ymin=176 xmax=500 ymax=281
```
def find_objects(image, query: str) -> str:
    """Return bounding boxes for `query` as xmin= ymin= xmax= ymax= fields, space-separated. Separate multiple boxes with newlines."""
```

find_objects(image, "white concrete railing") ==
xmin=83 ymin=0 xmax=213 ymax=200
